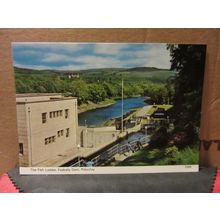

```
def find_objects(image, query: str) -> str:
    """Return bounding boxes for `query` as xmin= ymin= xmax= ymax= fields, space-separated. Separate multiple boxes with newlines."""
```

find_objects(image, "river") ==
xmin=78 ymin=96 xmax=146 ymax=126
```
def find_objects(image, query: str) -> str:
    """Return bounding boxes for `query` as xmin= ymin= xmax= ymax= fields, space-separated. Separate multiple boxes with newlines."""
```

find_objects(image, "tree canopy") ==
xmin=167 ymin=44 xmax=206 ymax=142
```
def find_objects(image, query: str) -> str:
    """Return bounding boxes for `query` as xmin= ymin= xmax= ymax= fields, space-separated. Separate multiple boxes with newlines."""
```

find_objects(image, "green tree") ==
xmin=167 ymin=44 xmax=206 ymax=142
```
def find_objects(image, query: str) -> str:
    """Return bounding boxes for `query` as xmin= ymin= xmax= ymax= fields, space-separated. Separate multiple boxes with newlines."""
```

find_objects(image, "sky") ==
xmin=12 ymin=43 xmax=172 ymax=70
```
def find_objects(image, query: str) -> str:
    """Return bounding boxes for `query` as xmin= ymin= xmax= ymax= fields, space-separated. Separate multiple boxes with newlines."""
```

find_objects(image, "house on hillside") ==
xmin=66 ymin=73 xmax=80 ymax=79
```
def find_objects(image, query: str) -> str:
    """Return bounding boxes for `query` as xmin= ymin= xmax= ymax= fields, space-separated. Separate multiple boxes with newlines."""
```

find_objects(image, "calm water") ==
xmin=78 ymin=96 xmax=146 ymax=126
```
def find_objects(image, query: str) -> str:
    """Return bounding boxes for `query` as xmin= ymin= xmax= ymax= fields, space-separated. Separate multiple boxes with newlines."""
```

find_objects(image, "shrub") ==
xmin=149 ymin=126 xmax=169 ymax=148
xmin=177 ymin=146 xmax=199 ymax=165
xmin=165 ymin=146 xmax=179 ymax=158
xmin=147 ymin=149 xmax=163 ymax=160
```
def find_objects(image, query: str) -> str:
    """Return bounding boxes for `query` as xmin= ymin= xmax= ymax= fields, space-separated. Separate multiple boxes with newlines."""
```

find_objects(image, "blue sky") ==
xmin=12 ymin=43 xmax=171 ymax=70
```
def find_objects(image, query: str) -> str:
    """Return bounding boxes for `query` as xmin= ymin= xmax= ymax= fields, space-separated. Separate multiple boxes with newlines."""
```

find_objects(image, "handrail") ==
xmin=70 ymin=135 xmax=149 ymax=167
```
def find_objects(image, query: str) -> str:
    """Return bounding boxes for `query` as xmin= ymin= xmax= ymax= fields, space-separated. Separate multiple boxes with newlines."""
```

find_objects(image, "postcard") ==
xmin=11 ymin=43 xmax=206 ymax=174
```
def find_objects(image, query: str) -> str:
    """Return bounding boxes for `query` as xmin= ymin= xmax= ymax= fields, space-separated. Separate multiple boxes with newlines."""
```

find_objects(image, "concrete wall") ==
xmin=81 ymin=127 xmax=120 ymax=148
xmin=16 ymin=104 xmax=29 ymax=166
xmin=17 ymin=98 xmax=78 ymax=166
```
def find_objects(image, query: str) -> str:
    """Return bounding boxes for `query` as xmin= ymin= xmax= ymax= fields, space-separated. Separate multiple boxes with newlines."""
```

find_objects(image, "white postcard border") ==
xmin=20 ymin=165 xmax=199 ymax=175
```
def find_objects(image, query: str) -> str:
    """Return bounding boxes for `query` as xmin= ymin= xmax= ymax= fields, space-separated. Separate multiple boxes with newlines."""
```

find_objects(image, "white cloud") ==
xmin=128 ymin=44 xmax=171 ymax=69
xmin=13 ymin=43 xmax=172 ymax=70
xmin=69 ymin=55 xmax=124 ymax=70
xmin=94 ymin=44 xmax=130 ymax=55
xmin=43 ymin=53 xmax=74 ymax=63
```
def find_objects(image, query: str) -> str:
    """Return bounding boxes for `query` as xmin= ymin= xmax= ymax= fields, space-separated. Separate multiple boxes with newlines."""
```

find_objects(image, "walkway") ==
xmin=135 ymin=105 xmax=152 ymax=117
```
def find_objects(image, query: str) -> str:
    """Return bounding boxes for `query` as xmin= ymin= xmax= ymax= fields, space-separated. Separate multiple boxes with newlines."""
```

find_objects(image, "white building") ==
xmin=16 ymin=93 xmax=78 ymax=167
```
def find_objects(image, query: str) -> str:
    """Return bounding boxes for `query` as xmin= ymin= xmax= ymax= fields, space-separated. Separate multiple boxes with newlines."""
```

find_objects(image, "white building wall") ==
xmin=82 ymin=127 xmax=120 ymax=148
xmin=17 ymin=98 xmax=78 ymax=166
xmin=16 ymin=104 xmax=30 ymax=166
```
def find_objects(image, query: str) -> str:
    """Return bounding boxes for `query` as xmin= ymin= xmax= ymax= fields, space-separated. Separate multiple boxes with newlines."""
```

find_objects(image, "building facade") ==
xmin=79 ymin=126 xmax=120 ymax=148
xmin=16 ymin=93 xmax=78 ymax=167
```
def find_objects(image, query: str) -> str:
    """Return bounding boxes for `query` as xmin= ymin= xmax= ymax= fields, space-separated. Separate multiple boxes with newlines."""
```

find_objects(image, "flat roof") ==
xmin=16 ymin=93 xmax=63 ymax=97
xmin=16 ymin=97 xmax=77 ymax=105
xmin=16 ymin=93 xmax=77 ymax=104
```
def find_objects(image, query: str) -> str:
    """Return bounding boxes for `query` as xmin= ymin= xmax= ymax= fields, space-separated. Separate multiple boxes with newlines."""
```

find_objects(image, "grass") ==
xmin=78 ymin=98 xmax=115 ymax=113
xmin=117 ymin=147 xmax=152 ymax=166
xmin=118 ymin=143 xmax=199 ymax=166
xmin=155 ymin=146 xmax=199 ymax=165
xmin=147 ymin=104 xmax=173 ymax=115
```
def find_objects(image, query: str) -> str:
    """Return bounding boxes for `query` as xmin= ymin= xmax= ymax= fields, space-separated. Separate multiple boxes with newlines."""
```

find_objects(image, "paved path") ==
xmin=135 ymin=105 xmax=152 ymax=117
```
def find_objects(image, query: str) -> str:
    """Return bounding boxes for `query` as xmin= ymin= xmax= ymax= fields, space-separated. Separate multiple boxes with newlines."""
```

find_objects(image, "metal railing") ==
xmin=70 ymin=135 xmax=149 ymax=167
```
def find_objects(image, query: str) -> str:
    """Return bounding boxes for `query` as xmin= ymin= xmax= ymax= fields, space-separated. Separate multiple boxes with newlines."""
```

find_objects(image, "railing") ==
xmin=70 ymin=135 xmax=149 ymax=167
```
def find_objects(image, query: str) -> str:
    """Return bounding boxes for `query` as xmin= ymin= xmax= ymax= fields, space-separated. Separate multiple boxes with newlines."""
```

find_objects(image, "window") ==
xmin=65 ymin=109 xmax=69 ymax=118
xmin=45 ymin=135 xmax=56 ymax=145
xmin=57 ymin=130 xmax=64 ymax=137
xmin=42 ymin=113 xmax=47 ymax=123
xmin=66 ymin=128 xmax=70 ymax=137
xmin=19 ymin=143 xmax=24 ymax=155
xmin=49 ymin=110 xmax=63 ymax=119
xmin=52 ymin=136 xmax=55 ymax=142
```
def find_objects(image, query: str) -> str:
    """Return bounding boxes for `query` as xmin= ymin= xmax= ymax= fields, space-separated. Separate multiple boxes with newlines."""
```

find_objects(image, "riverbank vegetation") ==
xmin=78 ymin=99 xmax=116 ymax=113
xmin=14 ymin=67 xmax=175 ymax=106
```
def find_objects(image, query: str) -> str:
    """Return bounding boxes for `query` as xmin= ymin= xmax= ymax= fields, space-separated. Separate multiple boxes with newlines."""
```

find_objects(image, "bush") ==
xmin=176 ymin=146 xmax=199 ymax=165
xmin=165 ymin=145 xmax=179 ymax=158
xmin=147 ymin=149 xmax=163 ymax=160
xmin=149 ymin=126 xmax=169 ymax=148
xmin=154 ymin=144 xmax=199 ymax=165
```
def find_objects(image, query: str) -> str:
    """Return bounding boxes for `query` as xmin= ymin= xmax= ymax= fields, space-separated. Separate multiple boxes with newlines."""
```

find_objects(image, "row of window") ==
xmin=50 ymin=110 xmax=63 ymax=118
xmin=42 ymin=109 xmax=69 ymax=123
xmin=57 ymin=129 xmax=64 ymax=137
xmin=57 ymin=128 xmax=69 ymax=137
xmin=18 ymin=128 xmax=71 ymax=155
xmin=45 ymin=136 xmax=56 ymax=145
xmin=45 ymin=128 xmax=70 ymax=145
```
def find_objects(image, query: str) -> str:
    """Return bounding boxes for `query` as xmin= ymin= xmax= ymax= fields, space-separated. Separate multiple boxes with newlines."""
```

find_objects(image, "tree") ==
xmin=88 ymin=83 xmax=107 ymax=103
xmin=167 ymin=44 xmax=206 ymax=142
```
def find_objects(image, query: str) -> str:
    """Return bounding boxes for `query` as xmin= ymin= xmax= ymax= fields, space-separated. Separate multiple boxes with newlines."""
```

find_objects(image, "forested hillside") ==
xmin=14 ymin=66 xmax=175 ymax=105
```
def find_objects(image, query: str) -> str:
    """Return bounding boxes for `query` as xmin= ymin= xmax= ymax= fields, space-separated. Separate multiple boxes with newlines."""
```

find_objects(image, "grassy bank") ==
xmin=118 ymin=143 xmax=199 ymax=166
xmin=78 ymin=98 xmax=116 ymax=114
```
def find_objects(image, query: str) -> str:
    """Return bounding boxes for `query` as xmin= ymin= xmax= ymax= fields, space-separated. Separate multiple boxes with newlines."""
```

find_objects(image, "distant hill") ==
xmin=125 ymin=67 xmax=168 ymax=72
xmin=14 ymin=67 xmax=58 ymax=76
xmin=14 ymin=66 xmax=175 ymax=83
